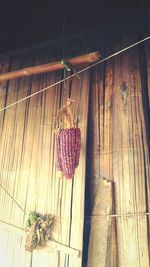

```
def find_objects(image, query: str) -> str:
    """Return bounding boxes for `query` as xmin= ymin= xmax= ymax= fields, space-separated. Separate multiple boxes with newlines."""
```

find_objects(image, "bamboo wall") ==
xmin=0 ymin=33 xmax=149 ymax=267
xmin=0 ymin=53 xmax=90 ymax=267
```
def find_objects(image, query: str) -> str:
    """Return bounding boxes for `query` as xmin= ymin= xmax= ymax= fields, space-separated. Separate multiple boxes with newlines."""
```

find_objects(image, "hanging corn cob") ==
xmin=55 ymin=127 xmax=81 ymax=179
xmin=55 ymin=99 xmax=81 ymax=179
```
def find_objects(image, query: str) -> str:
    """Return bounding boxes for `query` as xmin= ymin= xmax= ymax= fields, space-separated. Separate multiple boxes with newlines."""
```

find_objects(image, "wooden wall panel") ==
xmin=144 ymin=37 xmax=150 ymax=258
xmin=0 ymin=53 xmax=90 ymax=267
xmin=87 ymin=37 xmax=150 ymax=266
xmin=112 ymin=40 xmax=149 ymax=266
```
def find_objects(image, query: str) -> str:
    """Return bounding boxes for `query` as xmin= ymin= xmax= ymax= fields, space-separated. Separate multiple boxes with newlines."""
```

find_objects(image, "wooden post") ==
xmin=87 ymin=178 xmax=113 ymax=267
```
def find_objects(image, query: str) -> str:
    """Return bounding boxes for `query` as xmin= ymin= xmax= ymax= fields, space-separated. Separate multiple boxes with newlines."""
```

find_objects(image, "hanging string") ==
xmin=0 ymin=181 xmax=28 ymax=215
xmin=63 ymin=68 xmax=67 ymax=102
xmin=60 ymin=0 xmax=82 ymax=122
xmin=0 ymin=219 xmax=24 ymax=231
xmin=0 ymin=35 xmax=149 ymax=113
xmin=60 ymin=0 xmax=68 ymax=102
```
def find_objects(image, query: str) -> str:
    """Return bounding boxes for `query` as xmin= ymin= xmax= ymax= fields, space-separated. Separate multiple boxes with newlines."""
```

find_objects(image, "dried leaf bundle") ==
xmin=25 ymin=212 xmax=54 ymax=252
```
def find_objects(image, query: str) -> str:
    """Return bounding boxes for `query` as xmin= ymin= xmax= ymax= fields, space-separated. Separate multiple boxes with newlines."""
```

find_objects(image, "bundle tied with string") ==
xmin=55 ymin=98 xmax=81 ymax=179
xmin=25 ymin=212 xmax=54 ymax=252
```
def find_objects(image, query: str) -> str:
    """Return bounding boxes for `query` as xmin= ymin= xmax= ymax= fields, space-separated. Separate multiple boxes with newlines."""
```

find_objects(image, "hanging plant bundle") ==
xmin=56 ymin=127 xmax=81 ymax=179
xmin=55 ymin=98 xmax=81 ymax=179
xmin=25 ymin=212 xmax=54 ymax=252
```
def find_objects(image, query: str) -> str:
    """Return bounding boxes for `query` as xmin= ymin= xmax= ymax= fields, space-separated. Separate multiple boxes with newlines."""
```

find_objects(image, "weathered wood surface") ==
xmin=0 ymin=52 xmax=90 ymax=267
xmin=87 ymin=178 xmax=113 ymax=267
xmin=87 ymin=36 xmax=150 ymax=266
xmin=0 ymin=52 xmax=100 ymax=81
xmin=87 ymin=57 xmax=113 ymax=206
xmin=112 ymin=37 xmax=149 ymax=267
xmin=144 ymin=38 xmax=150 ymax=258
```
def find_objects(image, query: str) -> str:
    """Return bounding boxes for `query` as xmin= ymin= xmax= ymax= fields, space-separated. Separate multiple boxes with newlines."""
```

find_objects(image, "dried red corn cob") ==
xmin=55 ymin=134 xmax=62 ymax=171
xmin=55 ymin=128 xmax=81 ymax=179
xmin=75 ymin=128 xmax=81 ymax=168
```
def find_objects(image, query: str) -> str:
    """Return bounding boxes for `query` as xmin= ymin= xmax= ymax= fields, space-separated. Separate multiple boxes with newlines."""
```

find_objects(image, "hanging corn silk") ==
xmin=55 ymin=127 xmax=81 ymax=179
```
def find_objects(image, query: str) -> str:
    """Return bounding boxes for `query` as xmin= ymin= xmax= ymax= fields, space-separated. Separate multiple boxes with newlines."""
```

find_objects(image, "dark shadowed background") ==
xmin=0 ymin=0 xmax=149 ymax=53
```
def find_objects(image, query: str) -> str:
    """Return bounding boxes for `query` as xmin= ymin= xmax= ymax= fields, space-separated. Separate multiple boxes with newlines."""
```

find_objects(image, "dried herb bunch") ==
xmin=25 ymin=212 xmax=54 ymax=252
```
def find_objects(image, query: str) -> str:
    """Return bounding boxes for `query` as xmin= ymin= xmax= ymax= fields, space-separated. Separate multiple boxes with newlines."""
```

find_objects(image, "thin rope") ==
xmin=0 ymin=182 xmax=28 ymax=215
xmin=0 ymin=35 xmax=149 ymax=113
xmin=1 ymin=210 xmax=150 ymax=233
xmin=91 ymin=212 xmax=150 ymax=218
xmin=0 ymin=219 xmax=24 ymax=231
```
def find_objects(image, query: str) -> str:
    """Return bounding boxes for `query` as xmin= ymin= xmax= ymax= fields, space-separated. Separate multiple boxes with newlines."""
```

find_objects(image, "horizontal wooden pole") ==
xmin=0 ymin=51 xmax=101 ymax=82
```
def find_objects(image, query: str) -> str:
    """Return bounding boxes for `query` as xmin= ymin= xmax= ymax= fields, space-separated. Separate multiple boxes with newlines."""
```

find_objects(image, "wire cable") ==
xmin=0 ymin=35 xmax=149 ymax=113
xmin=0 ymin=35 xmax=149 ymax=219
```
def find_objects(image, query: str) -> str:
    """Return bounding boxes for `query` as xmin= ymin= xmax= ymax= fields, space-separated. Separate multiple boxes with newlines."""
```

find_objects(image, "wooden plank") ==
xmin=112 ymin=36 xmax=149 ymax=267
xmin=86 ymin=53 xmax=114 ymax=200
xmin=86 ymin=66 xmax=100 ymax=206
xmin=0 ymin=52 xmax=101 ymax=82
xmin=100 ymin=55 xmax=113 ymax=180
xmin=87 ymin=178 xmax=113 ymax=267
xmin=85 ymin=47 xmax=117 ymax=266
xmin=144 ymin=35 xmax=150 ymax=258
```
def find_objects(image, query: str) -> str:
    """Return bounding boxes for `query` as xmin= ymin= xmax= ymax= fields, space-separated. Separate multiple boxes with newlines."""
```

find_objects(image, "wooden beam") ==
xmin=0 ymin=52 xmax=101 ymax=82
